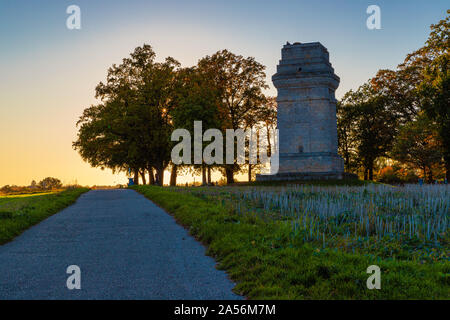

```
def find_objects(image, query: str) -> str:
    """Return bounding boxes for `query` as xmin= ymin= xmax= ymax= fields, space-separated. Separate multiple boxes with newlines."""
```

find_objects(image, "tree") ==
xmin=0 ymin=185 xmax=12 ymax=194
xmin=337 ymin=101 xmax=359 ymax=173
xmin=171 ymin=66 xmax=223 ymax=185
xmin=38 ymin=177 xmax=62 ymax=190
xmin=73 ymin=100 xmax=133 ymax=179
xmin=391 ymin=114 xmax=443 ymax=182
xmin=339 ymin=84 xmax=398 ymax=180
xmin=418 ymin=55 xmax=449 ymax=180
xmin=243 ymin=96 xmax=277 ymax=181
xmin=197 ymin=50 xmax=268 ymax=184
xmin=416 ymin=11 xmax=449 ymax=179
xmin=133 ymin=53 xmax=181 ymax=186
xmin=371 ymin=68 xmax=420 ymax=124
xmin=73 ymin=45 xmax=180 ymax=186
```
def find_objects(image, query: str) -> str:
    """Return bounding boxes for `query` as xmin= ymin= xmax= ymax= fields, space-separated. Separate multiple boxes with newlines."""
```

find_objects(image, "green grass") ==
xmin=132 ymin=185 xmax=449 ymax=299
xmin=0 ymin=188 xmax=89 ymax=244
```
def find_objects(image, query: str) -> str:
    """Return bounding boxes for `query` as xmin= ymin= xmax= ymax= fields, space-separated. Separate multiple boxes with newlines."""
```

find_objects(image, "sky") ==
xmin=0 ymin=0 xmax=448 ymax=186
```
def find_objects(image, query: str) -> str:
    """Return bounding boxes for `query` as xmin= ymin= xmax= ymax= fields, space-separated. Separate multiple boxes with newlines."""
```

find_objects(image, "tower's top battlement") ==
xmin=281 ymin=42 xmax=329 ymax=61
xmin=273 ymin=41 xmax=339 ymax=87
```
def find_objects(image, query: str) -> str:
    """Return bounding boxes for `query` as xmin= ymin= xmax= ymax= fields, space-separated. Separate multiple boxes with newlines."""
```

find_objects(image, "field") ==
xmin=0 ymin=188 xmax=89 ymax=244
xmin=133 ymin=183 xmax=449 ymax=299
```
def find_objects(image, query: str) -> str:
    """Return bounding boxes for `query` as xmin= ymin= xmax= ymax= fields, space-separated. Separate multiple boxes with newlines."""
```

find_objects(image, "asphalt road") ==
xmin=0 ymin=189 xmax=241 ymax=299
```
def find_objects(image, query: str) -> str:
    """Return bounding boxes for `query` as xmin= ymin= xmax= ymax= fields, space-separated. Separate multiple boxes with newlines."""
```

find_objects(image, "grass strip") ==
xmin=0 ymin=188 xmax=89 ymax=245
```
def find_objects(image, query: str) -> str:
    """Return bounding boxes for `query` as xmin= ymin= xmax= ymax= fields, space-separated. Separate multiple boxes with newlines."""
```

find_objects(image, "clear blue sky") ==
xmin=1 ymin=0 xmax=448 ymax=95
xmin=0 ymin=0 xmax=448 ymax=186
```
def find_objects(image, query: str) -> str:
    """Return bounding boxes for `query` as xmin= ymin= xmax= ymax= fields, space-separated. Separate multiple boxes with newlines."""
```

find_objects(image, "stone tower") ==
xmin=259 ymin=42 xmax=344 ymax=181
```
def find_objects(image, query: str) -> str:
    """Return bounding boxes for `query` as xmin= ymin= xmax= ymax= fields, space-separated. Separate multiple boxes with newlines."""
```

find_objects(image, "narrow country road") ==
xmin=0 ymin=189 xmax=241 ymax=299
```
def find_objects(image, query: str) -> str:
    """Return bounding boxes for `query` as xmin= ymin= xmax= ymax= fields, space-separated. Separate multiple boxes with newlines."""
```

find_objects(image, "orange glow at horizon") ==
xmin=0 ymin=30 xmax=256 ymax=187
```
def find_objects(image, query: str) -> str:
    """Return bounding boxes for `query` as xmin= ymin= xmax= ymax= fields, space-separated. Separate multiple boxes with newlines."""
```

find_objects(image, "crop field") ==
xmin=0 ymin=188 xmax=89 ymax=244
xmin=134 ymin=184 xmax=450 ymax=299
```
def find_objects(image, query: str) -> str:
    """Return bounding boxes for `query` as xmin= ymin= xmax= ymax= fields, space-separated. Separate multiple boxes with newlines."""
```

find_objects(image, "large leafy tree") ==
xmin=339 ymin=84 xmax=398 ymax=180
xmin=73 ymin=99 xmax=132 ymax=175
xmin=73 ymin=45 xmax=180 ymax=186
xmin=337 ymin=100 xmax=359 ymax=173
xmin=242 ymin=96 xmax=277 ymax=182
xmin=197 ymin=50 xmax=268 ymax=183
xmin=171 ymin=66 xmax=223 ymax=185
xmin=391 ymin=114 xmax=443 ymax=182
xmin=38 ymin=177 xmax=63 ymax=190
xmin=417 ymin=11 xmax=449 ymax=179
xmin=370 ymin=67 xmax=420 ymax=125
xmin=419 ymin=56 xmax=449 ymax=180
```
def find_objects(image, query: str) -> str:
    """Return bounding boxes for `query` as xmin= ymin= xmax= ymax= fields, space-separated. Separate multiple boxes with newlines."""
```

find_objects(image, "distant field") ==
xmin=133 ymin=184 xmax=449 ymax=299
xmin=0 ymin=188 xmax=89 ymax=244
xmin=0 ymin=188 xmax=66 ymax=197
xmin=0 ymin=191 xmax=58 ymax=200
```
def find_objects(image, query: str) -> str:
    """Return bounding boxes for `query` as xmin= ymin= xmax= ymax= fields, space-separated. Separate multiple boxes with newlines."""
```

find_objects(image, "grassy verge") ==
xmin=132 ymin=185 xmax=449 ymax=299
xmin=0 ymin=188 xmax=89 ymax=244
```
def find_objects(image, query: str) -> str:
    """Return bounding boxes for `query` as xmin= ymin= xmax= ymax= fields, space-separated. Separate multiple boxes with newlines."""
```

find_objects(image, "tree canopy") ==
xmin=73 ymin=45 xmax=180 ymax=186
xmin=74 ymin=46 xmax=275 ymax=185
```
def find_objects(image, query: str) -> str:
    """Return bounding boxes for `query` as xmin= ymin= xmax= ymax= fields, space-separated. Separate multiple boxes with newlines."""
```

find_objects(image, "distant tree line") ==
xmin=1 ymin=177 xmax=63 ymax=194
xmin=337 ymin=10 xmax=449 ymax=182
xmin=73 ymin=46 xmax=276 ymax=186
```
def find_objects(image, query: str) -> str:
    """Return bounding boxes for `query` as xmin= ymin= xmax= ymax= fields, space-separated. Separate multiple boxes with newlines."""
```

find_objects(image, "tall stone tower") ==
xmin=259 ymin=42 xmax=344 ymax=181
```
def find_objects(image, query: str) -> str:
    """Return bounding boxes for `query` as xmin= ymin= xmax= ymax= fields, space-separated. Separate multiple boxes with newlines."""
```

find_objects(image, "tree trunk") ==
xmin=266 ymin=124 xmax=272 ymax=157
xmin=155 ymin=167 xmax=164 ymax=186
xmin=225 ymin=166 xmax=234 ymax=184
xmin=148 ymin=167 xmax=155 ymax=185
xmin=140 ymin=170 xmax=147 ymax=185
xmin=202 ymin=165 xmax=207 ymax=185
xmin=170 ymin=165 xmax=177 ymax=186
xmin=369 ymin=167 xmax=373 ymax=181
xmin=155 ymin=171 xmax=160 ymax=186
xmin=363 ymin=168 xmax=368 ymax=181
xmin=427 ymin=167 xmax=433 ymax=183
xmin=133 ymin=169 xmax=139 ymax=185
xmin=248 ymin=164 xmax=252 ymax=182
xmin=445 ymin=157 xmax=450 ymax=181
xmin=344 ymin=153 xmax=350 ymax=172
xmin=207 ymin=167 xmax=212 ymax=185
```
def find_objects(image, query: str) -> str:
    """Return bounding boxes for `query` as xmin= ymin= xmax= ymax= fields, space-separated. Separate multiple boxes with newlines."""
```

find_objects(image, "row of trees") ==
xmin=338 ymin=10 xmax=449 ymax=182
xmin=73 ymin=46 xmax=276 ymax=186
